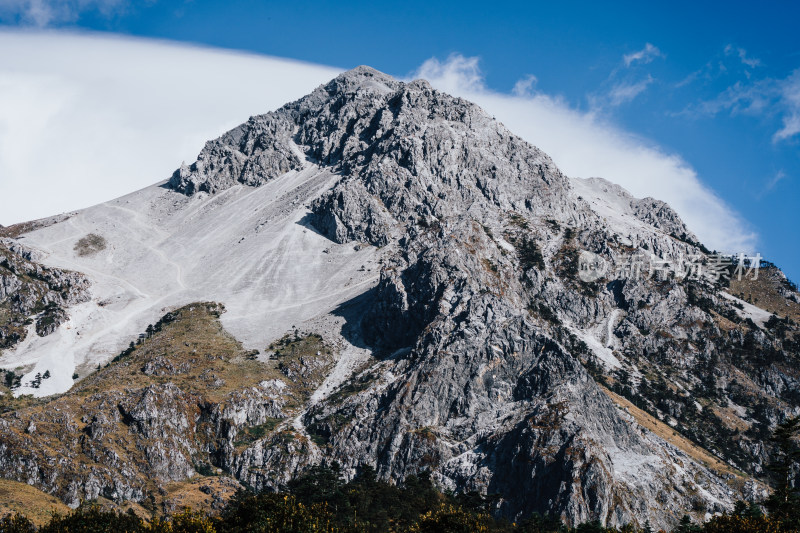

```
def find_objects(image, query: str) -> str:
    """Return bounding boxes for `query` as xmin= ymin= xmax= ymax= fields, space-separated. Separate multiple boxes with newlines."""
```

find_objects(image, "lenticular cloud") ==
xmin=0 ymin=30 xmax=340 ymax=225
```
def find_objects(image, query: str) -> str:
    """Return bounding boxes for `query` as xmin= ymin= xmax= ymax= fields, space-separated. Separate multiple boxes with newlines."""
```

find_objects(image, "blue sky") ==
xmin=1 ymin=0 xmax=798 ymax=281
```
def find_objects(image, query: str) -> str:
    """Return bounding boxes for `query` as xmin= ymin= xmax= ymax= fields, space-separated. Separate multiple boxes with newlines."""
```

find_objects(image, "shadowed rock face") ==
xmin=3 ymin=67 xmax=798 ymax=530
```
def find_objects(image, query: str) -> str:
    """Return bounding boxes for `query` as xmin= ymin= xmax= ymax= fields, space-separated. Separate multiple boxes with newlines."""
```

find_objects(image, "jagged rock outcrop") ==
xmin=0 ymin=304 xmax=328 ymax=509
xmin=160 ymin=67 xmax=795 ymax=527
xmin=0 ymin=239 xmax=90 ymax=350
xmin=168 ymin=115 xmax=303 ymax=194
xmin=299 ymin=215 xmax=740 ymax=528
xmin=1 ymin=66 xmax=797 ymax=530
xmin=576 ymin=177 xmax=697 ymax=241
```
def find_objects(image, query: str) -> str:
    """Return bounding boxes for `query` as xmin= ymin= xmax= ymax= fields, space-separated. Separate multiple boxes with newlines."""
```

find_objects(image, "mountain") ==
xmin=1 ymin=66 xmax=798 ymax=530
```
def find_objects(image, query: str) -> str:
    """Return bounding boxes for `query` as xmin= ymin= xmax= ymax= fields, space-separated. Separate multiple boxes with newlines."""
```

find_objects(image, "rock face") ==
xmin=168 ymin=115 xmax=303 ymax=195
xmin=0 ymin=304 xmax=328 ymax=512
xmin=1 ymin=66 xmax=798 ymax=530
xmin=0 ymin=239 xmax=90 ymax=350
xmin=573 ymin=177 xmax=698 ymax=241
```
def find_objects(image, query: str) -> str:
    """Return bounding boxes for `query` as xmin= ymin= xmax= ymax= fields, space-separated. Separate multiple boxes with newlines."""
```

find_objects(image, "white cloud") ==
xmin=591 ymin=45 xmax=660 ymax=111
xmin=774 ymin=70 xmax=800 ymax=141
xmin=690 ymin=68 xmax=800 ymax=143
xmin=696 ymin=80 xmax=773 ymax=116
xmin=512 ymin=74 xmax=537 ymax=97
xmin=0 ymin=34 xmax=756 ymax=254
xmin=763 ymin=170 xmax=787 ymax=194
xmin=605 ymin=75 xmax=654 ymax=107
xmin=0 ymin=30 xmax=341 ymax=225
xmin=678 ymin=45 xmax=762 ymax=91
xmin=0 ymin=0 xmax=129 ymax=26
xmin=724 ymin=44 xmax=761 ymax=69
xmin=411 ymin=55 xmax=756 ymax=253
xmin=415 ymin=54 xmax=486 ymax=93
xmin=623 ymin=43 xmax=662 ymax=67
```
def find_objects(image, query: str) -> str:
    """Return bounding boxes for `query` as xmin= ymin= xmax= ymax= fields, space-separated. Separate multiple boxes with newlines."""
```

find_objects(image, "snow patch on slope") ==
xmin=566 ymin=323 xmax=622 ymax=370
xmin=719 ymin=291 xmax=774 ymax=327
xmin=2 ymin=163 xmax=381 ymax=397
xmin=570 ymin=177 xmax=647 ymax=246
xmin=570 ymin=176 xmax=692 ymax=249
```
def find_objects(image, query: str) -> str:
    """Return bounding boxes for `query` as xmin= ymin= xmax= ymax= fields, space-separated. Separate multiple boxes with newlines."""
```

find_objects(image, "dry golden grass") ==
xmin=601 ymin=387 xmax=744 ymax=480
xmin=0 ymin=378 xmax=48 ymax=414
xmin=0 ymin=302 xmax=337 ymax=515
xmin=729 ymin=267 xmax=800 ymax=322
xmin=0 ymin=479 xmax=70 ymax=526
xmin=88 ymin=497 xmax=152 ymax=520
xmin=710 ymin=310 xmax=741 ymax=332
xmin=73 ymin=302 xmax=271 ymax=403
xmin=66 ymin=305 xmax=334 ymax=406
xmin=162 ymin=476 xmax=242 ymax=515
xmin=0 ymin=303 xmax=281 ymax=468
xmin=712 ymin=405 xmax=751 ymax=432
xmin=266 ymin=331 xmax=335 ymax=401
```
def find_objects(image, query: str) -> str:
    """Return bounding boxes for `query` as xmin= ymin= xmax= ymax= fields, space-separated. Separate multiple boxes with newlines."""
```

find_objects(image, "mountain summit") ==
xmin=1 ymin=67 xmax=798 ymax=529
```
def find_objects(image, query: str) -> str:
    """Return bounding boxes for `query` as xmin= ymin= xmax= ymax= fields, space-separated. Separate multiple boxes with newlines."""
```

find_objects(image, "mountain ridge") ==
xmin=0 ymin=66 xmax=797 ymax=530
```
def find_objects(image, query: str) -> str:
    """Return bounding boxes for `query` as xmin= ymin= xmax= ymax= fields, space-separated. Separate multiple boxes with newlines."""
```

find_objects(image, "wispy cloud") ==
xmin=697 ymin=80 xmax=773 ymax=115
xmin=512 ymin=74 xmax=537 ymax=97
xmin=590 ymin=45 xmax=661 ymax=111
xmin=414 ymin=54 xmax=485 ymax=93
xmin=689 ymin=68 xmax=800 ymax=143
xmin=725 ymin=44 xmax=761 ymax=70
xmin=0 ymin=0 xmax=134 ymax=26
xmin=774 ymin=70 xmax=800 ymax=141
xmin=756 ymin=170 xmax=789 ymax=200
xmin=623 ymin=43 xmax=663 ymax=67
xmin=606 ymin=75 xmax=654 ymax=107
xmin=411 ymin=54 xmax=756 ymax=253
xmin=675 ymin=44 xmax=762 ymax=90
xmin=765 ymin=170 xmax=787 ymax=192
xmin=675 ymin=43 xmax=799 ymax=142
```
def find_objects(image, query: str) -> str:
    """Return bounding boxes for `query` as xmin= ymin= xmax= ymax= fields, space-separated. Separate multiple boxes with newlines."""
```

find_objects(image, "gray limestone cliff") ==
xmin=161 ymin=67 xmax=796 ymax=526
xmin=1 ymin=67 xmax=797 ymax=530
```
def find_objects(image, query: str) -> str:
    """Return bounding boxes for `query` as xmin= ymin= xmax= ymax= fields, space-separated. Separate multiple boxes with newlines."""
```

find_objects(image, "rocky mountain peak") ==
xmin=573 ymin=177 xmax=697 ymax=243
xmin=170 ymin=67 xmax=578 ymax=245
xmin=319 ymin=64 xmax=400 ymax=94
xmin=3 ymin=66 xmax=799 ymax=531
